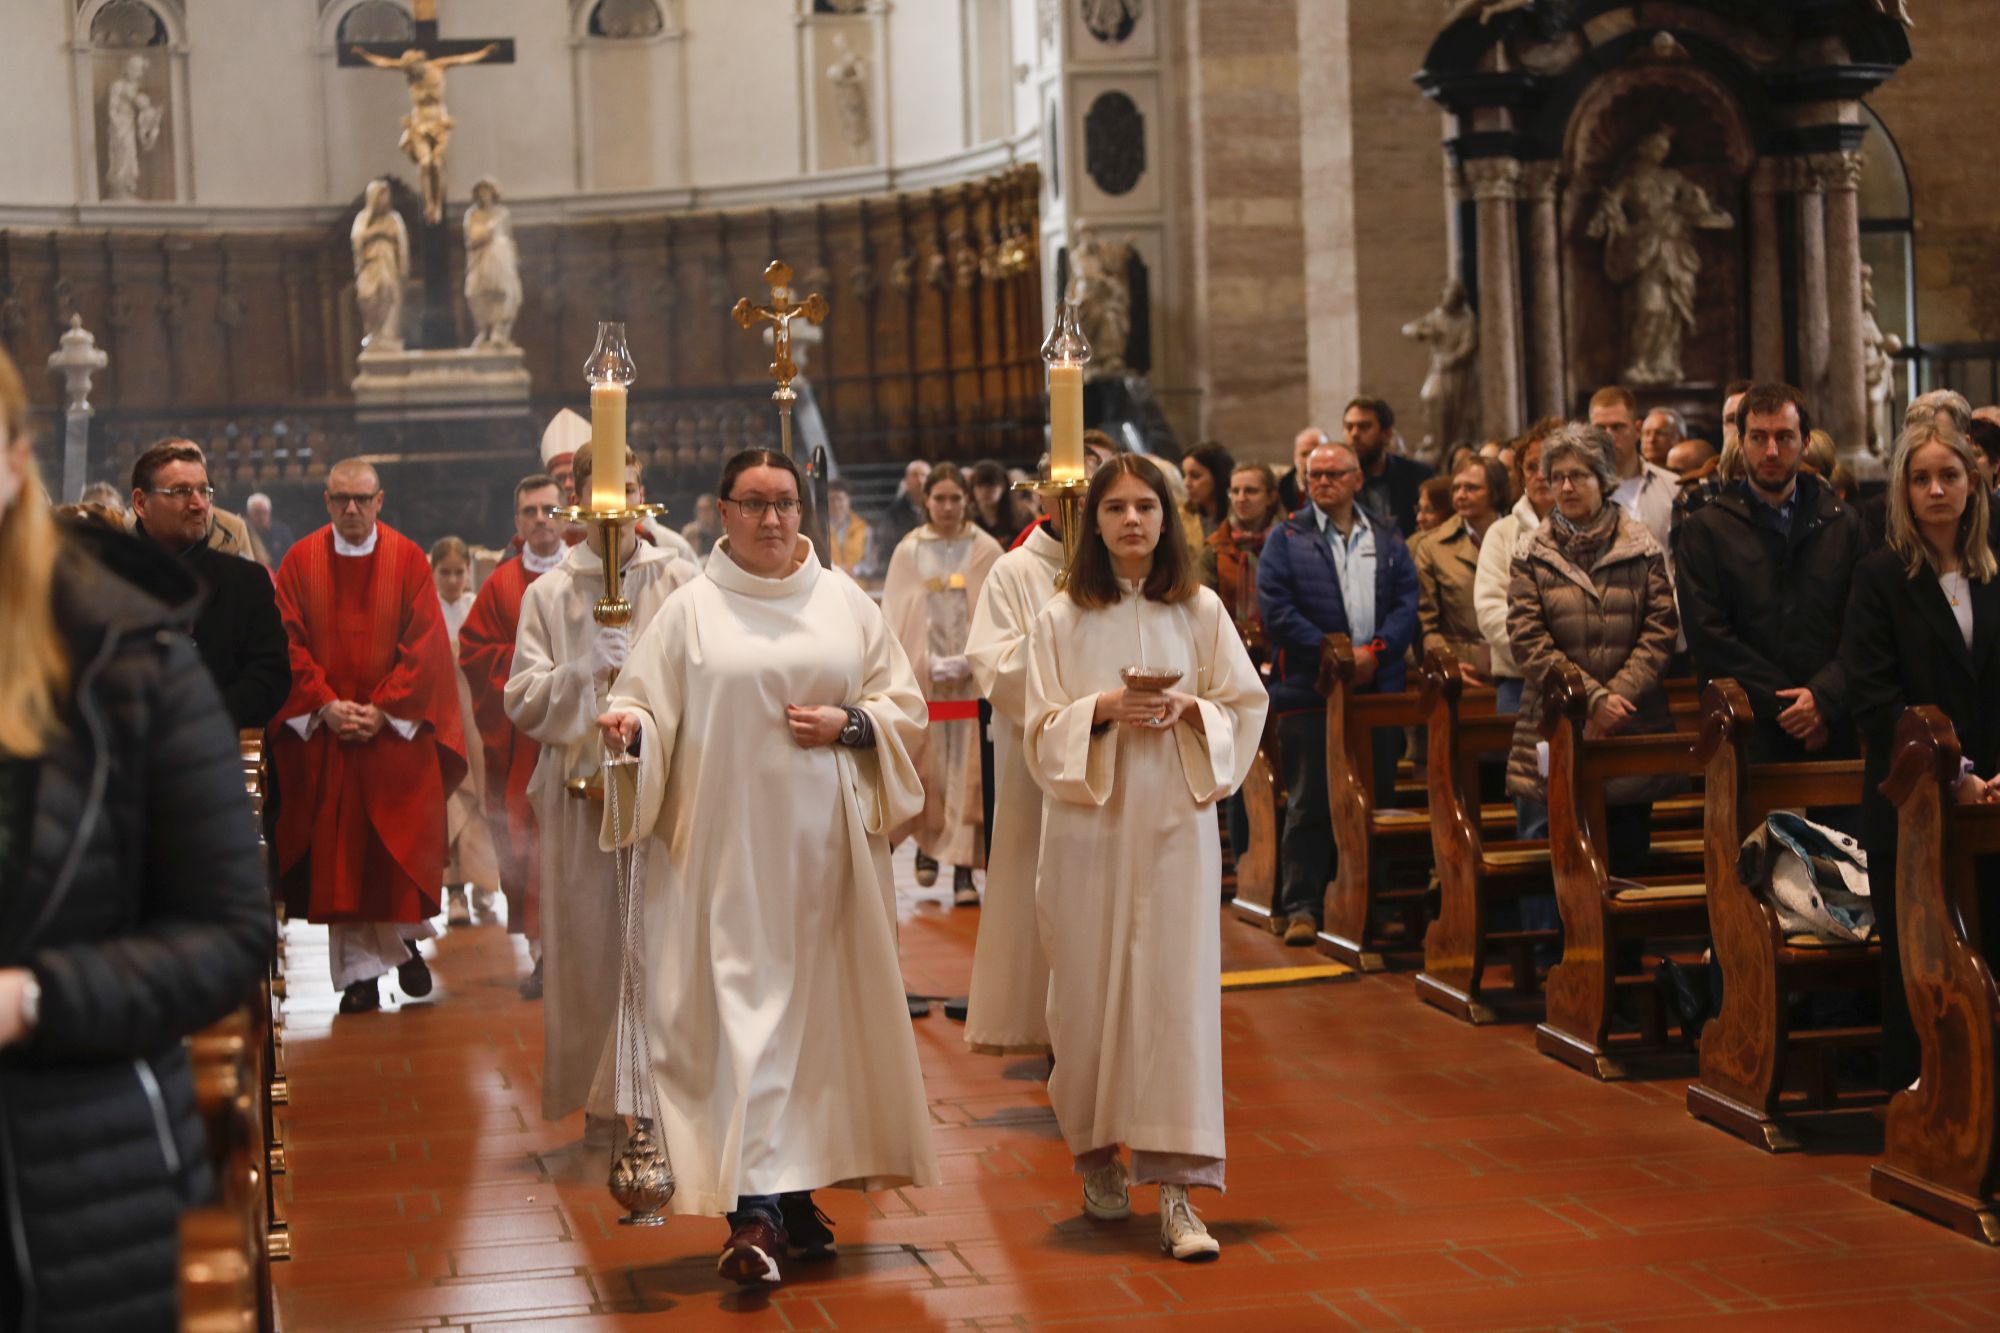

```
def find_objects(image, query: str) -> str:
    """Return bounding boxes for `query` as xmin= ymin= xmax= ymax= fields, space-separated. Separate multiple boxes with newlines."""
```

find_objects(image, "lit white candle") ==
xmin=589 ymin=382 xmax=627 ymax=511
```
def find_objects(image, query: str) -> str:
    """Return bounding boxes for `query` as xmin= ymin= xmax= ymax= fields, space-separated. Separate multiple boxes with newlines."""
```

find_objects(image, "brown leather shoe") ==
xmin=717 ymin=1216 xmax=786 ymax=1285
xmin=1283 ymin=917 xmax=1318 ymax=947
xmin=1266 ymin=912 xmax=1289 ymax=937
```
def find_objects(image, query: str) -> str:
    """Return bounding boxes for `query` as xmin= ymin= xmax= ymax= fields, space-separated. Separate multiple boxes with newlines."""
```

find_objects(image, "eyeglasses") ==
xmin=1306 ymin=467 xmax=1359 ymax=482
xmin=722 ymin=497 xmax=801 ymax=519
xmin=517 ymin=504 xmax=559 ymax=518
xmin=145 ymin=484 xmax=215 ymax=503
xmin=1548 ymin=469 xmax=1598 ymax=489
xmin=327 ymin=491 xmax=381 ymax=509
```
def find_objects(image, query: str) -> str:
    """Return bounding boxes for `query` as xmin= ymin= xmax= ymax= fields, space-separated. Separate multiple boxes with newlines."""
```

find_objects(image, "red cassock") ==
xmin=270 ymin=524 xmax=467 ymax=924
xmin=457 ymin=555 xmax=543 ymax=935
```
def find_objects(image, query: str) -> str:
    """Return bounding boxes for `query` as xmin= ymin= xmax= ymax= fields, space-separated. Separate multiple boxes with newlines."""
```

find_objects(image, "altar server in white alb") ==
xmin=1024 ymin=454 xmax=1268 ymax=1263
xmin=504 ymin=446 xmax=696 ymax=1155
xmin=597 ymin=449 xmax=938 ymax=1287
xmin=961 ymin=485 xmax=1065 ymax=1056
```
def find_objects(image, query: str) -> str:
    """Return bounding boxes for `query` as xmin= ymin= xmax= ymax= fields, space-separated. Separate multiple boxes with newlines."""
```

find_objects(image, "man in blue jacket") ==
xmin=1256 ymin=442 xmax=1420 ymax=946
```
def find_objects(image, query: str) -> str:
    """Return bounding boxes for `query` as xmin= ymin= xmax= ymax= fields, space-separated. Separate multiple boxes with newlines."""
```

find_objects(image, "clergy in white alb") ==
xmin=504 ymin=506 xmax=695 ymax=1129
xmin=961 ymin=517 xmax=1064 ymax=1055
xmin=597 ymin=452 xmax=939 ymax=1249
xmin=1023 ymin=457 xmax=1267 ymax=1260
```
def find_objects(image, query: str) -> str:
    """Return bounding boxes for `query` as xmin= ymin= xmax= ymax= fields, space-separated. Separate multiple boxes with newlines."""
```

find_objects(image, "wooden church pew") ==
xmin=1535 ymin=663 xmax=1707 ymax=1078
xmin=1227 ymin=712 xmax=1285 ymax=928
xmin=1319 ymin=634 xmax=1502 ymax=970
xmin=1872 ymin=706 xmax=2000 ymax=1242
xmin=1687 ymin=680 xmax=1875 ymax=1152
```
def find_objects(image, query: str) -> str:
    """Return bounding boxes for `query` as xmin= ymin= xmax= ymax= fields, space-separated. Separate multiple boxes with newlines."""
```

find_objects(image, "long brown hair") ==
xmin=1886 ymin=422 xmax=1996 ymax=583
xmin=1064 ymin=454 xmax=1198 ymax=609
xmin=0 ymin=346 xmax=68 ymax=758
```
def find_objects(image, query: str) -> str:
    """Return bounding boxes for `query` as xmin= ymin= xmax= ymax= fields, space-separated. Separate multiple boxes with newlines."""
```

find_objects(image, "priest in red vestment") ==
xmin=271 ymin=460 xmax=466 ymax=1014
xmin=459 ymin=472 xmax=567 ymax=996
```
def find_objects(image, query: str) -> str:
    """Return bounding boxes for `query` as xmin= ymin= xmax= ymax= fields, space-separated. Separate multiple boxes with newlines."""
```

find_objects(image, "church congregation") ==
xmin=7 ymin=0 xmax=2000 ymax=1329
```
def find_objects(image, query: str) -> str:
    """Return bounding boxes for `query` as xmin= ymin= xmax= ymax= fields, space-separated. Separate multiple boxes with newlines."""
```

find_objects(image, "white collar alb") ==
xmin=522 ymin=545 xmax=563 ymax=574
xmin=333 ymin=526 xmax=379 ymax=557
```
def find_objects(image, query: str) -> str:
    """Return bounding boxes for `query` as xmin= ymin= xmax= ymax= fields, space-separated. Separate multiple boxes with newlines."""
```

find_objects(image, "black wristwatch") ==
xmin=838 ymin=707 xmax=867 ymax=747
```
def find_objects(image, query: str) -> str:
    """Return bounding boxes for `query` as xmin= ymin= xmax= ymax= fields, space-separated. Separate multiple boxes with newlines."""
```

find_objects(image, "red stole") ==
xmin=270 ymin=524 xmax=467 ymax=923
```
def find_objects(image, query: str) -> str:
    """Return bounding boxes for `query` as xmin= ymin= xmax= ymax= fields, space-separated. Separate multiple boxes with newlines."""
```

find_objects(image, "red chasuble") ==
xmin=271 ymin=523 xmax=467 ymax=924
xmin=457 ymin=555 xmax=543 ymax=933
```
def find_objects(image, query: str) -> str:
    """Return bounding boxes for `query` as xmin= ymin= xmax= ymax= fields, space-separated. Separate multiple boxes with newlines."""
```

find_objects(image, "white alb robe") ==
xmin=1024 ymin=584 xmax=1268 ymax=1166
xmin=602 ymin=537 xmax=940 ymax=1215
xmin=962 ymin=525 xmax=1063 ymax=1054
xmin=504 ymin=539 xmax=696 ymax=1122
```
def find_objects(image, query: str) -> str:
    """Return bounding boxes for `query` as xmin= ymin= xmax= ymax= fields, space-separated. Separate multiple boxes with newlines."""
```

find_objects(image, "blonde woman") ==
xmin=1842 ymin=421 xmax=2000 ymax=1091
xmin=0 ymin=346 xmax=273 ymax=1329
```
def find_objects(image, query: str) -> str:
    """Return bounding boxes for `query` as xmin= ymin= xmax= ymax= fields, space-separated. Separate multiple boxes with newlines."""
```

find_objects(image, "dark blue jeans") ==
xmin=727 ymin=1194 xmax=782 ymax=1230
xmin=1277 ymin=710 xmax=1401 ymax=926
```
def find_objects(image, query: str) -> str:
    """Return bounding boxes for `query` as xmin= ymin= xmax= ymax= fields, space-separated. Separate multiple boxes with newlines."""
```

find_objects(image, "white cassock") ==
xmin=602 ymin=537 xmax=940 ymax=1215
xmin=504 ymin=539 xmax=696 ymax=1123
xmin=1025 ymin=583 xmax=1268 ymax=1170
xmin=961 ymin=525 xmax=1063 ymax=1054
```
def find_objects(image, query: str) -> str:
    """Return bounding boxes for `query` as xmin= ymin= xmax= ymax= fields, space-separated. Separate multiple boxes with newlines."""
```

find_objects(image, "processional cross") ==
xmin=731 ymin=261 xmax=828 ymax=461
xmin=340 ymin=0 xmax=515 ymax=225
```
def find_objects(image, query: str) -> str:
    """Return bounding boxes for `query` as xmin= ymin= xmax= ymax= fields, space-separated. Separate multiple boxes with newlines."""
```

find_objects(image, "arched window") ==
xmin=338 ymin=1 xmax=415 ymax=47
xmin=90 ymin=0 xmax=167 ymax=47
xmin=1858 ymin=104 xmax=1914 ymax=352
xmin=590 ymin=0 xmax=665 ymax=39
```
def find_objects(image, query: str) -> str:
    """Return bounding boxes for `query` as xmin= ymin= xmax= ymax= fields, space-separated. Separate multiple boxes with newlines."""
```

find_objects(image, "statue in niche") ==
xmin=103 ymin=55 xmax=164 ymax=201
xmin=1402 ymin=279 xmax=1481 ymax=461
xmin=827 ymin=35 xmax=872 ymax=153
xmin=351 ymin=42 xmax=502 ymax=225
xmin=1068 ymin=229 xmax=1133 ymax=379
xmin=1585 ymin=127 xmax=1734 ymax=386
xmin=462 ymin=177 xmax=522 ymax=349
xmin=351 ymin=179 xmax=409 ymax=353
xmin=1861 ymin=263 xmax=1904 ymax=455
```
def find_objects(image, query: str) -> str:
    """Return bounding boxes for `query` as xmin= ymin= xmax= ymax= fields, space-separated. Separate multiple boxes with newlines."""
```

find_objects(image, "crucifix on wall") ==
xmin=340 ymin=0 xmax=514 ymax=226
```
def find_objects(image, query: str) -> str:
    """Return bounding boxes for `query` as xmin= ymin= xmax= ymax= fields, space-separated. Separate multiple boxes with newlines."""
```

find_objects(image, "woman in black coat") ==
xmin=1842 ymin=420 xmax=2000 ymax=1092
xmin=0 ymin=357 xmax=274 ymax=1332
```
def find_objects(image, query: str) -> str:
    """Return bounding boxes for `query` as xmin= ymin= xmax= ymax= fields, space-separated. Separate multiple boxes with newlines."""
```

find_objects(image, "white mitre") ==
xmin=540 ymin=408 xmax=591 ymax=466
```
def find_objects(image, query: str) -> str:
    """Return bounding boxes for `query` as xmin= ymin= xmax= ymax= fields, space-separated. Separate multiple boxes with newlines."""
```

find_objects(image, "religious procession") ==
xmin=7 ymin=1 xmax=2000 ymax=1329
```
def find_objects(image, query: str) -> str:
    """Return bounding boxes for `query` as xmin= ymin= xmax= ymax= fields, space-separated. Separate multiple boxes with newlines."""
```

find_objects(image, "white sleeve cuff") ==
xmin=386 ymin=716 xmax=417 ymax=741
xmin=287 ymin=711 xmax=320 ymax=739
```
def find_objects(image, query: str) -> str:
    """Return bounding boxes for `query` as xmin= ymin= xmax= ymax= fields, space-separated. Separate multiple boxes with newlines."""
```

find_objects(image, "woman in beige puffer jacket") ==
xmin=1503 ymin=424 xmax=1678 ymax=872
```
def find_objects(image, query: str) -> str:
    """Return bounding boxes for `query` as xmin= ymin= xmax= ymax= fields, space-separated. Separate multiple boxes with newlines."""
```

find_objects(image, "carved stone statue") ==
xmin=827 ymin=35 xmax=872 ymax=153
xmin=1861 ymin=262 xmax=1904 ymax=455
xmin=103 ymin=55 xmax=163 ymax=201
xmin=351 ymin=179 xmax=409 ymax=353
xmin=1402 ymin=279 xmax=1481 ymax=460
xmin=351 ymin=42 xmax=500 ymax=224
xmin=462 ymin=177 xmax=522 ymax=349
xmin=1067 ymin=229 xmax=1133 ymax=379
xmin=1585 ymin=127 xmax=1735 ymax=386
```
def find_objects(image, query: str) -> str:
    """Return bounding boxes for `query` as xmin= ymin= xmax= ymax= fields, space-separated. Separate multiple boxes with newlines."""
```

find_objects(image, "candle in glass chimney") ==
xmin=584 ymin=321 xmax=636 ymax=512
xmin=1041 ymin=301 xmax=1092 ymax=482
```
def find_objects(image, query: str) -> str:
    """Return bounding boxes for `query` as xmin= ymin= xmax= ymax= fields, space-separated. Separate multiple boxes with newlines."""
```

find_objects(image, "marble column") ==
xmin=1795 ymin=158 xmax=1830 ymax=413
xmin=1816 ymin=150 xmax=1868 ymax=459
xmin=1521 ymin=162 xmax=1565 ymax=421
xmin=1466 ymin=156 xmax=1524 ymax=440
xmin=1748 ymin=158 xmax=1785 ymax=383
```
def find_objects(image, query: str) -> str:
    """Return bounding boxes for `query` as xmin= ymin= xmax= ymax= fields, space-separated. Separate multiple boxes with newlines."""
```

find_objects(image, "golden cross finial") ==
xmin=732 ymin=261 xmax=828 ymax=404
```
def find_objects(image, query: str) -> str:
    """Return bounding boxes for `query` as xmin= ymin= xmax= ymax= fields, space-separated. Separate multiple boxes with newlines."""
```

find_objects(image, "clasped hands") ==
xmin=929 ymin=655 xmax=971 ymax=686
xmin=322 ymin=699 xmax=386 ymax=743
xmin=597 ymin=704 xmax=848 ymax=754
xmin=1774 ymin=687 xmax=1830 ymax=752
xmin=1092 ymin=685 xmax=1203 ymax=734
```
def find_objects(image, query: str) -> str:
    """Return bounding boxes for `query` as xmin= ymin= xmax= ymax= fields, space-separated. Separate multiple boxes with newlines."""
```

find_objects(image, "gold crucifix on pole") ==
xmin=731 ymin=261 xmax=828 ymax=461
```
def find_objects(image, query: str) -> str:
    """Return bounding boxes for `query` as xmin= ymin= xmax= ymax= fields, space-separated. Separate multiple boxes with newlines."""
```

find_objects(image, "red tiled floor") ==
xmin=270 ymin=847 xmax=2000 ymax=1329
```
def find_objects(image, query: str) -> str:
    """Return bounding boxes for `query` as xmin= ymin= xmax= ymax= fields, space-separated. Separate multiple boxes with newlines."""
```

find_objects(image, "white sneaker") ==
xmin=445 ymin=887 xmax=472 ymax=927
xmin=1158 ymin=1184 xmax=1219 ymax=1261
xmin=471 ymin=886 xmax=496 ymax=921
xmin=1081 ymin=1158 xmax=1131 ymax=1220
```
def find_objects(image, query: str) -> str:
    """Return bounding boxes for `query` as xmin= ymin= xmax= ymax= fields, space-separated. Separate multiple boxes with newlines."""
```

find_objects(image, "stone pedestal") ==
xmin=352 ymin=345 xmax=532 ymax=422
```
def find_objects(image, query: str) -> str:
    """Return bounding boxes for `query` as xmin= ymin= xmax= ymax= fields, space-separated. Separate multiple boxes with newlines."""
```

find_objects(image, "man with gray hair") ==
xmin=1640 ymin=407 xmax=1684 ymax=469
xmin=881 ymin=457 xmax=931 ymax=553
xmin=246 ymin=490 xmax=296 ymax=564
xmin=1907 ymin=387 xmax=1973 ymax=437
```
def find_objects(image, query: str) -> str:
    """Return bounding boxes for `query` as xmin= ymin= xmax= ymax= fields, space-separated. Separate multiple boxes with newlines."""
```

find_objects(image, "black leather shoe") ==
xmin=518 ymin=957 xmax=543 ymax=1001
xmin=779 ymin=1192 xmax=837 ymax=1261
xmin=338 ymin=979 xmax=380 ymax=1014
xmin=397 ymin=940 xmax=434 ymax=999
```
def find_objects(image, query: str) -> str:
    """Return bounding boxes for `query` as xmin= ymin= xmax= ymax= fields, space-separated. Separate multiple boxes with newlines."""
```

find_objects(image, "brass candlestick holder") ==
xmin=557 ymin=503 xmax=661 ymax=801
xmin=1012 ymin=474 xmax=1089 ymax=589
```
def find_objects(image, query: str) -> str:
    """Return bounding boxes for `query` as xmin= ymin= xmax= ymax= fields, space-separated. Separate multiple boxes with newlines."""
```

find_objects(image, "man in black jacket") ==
xmin=1675 ymin=383 xmax=1865 ymax=761
xmin=1343 ymin=396 xmax=1432 ymax=538
xmin=129 ymin=440 xmax=292 ymax=729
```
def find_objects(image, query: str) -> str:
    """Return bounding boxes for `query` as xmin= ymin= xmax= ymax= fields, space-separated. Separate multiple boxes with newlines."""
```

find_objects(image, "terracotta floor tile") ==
xmin=270 ymin=845 xmax=2000 ymax=1330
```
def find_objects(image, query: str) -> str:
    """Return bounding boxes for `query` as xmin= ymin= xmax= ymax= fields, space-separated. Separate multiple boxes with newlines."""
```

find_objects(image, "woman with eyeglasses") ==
xmin=0 ymin=346 xmax=274 ymax=1329
xmin=596 ymin=449 xmax=936 ymax=1287
xmin=1024 ymin=455 xmax=1268 ymax=1262
xmin=882 ymin=461 xmax=1004 ymax=903
xmin=1842 ymin=421 xmax=2000 ymax=1091
xmin=1505 ymin=423 xmax=1679 ymax=869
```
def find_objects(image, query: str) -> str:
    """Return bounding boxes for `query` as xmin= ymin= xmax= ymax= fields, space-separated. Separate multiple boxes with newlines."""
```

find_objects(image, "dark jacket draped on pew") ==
xmin=0 ymin=527 xmax=275 ymax=1333
xmin=1842 ymin=546 xmax=2000 ymax=1090
xmin=1675 ymin=474 xmax=1865 ymax=762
